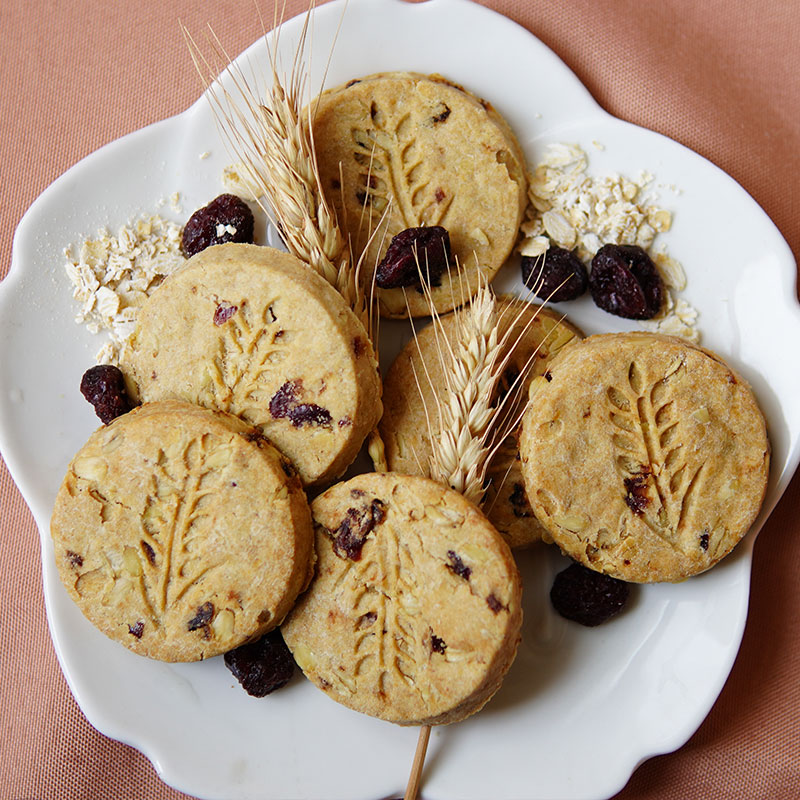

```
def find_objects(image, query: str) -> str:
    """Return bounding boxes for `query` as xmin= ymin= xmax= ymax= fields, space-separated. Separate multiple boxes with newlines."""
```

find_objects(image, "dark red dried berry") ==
xmin=332 ymin=499 xmax=387 ymax=561
xmin=187 ymin=602 xmax=214 ymax=633
xmin=521 ymin=246 xmax=588 ymax=302
xmin=80 ymin=364 xmax=133 ymax=424
xmin=589 ymin=244 xmax=663 ymax=319
xmin=430 ymin=634 xmax=447 ymax=654
xmin=213 ymin=302 xmax=238 ymax=325
xmin=550 ymin=562 xmax=630 ymax=627
xmin=486 ymin=593 xmax=505 ymax=613
xmin=624 ymin=469 xmax=651 ymax=515
xmin=128 ymin=621 xmax=144 ymax=638
xmin=446 ymin=550 xmax=472 ymax=581
xmin=375 ymin=226 xmax=451 ymax=289
xmin=509 ymin=482 xmax=533 ymax=519
xmin=268 ymin=380 xmax=332 ymax=428
xmin=224 ymin=629 xmax=295 ymax=697
xmin=141 ymin=540 xmax=156 ymax=566
xmin=181 ymin=194 xmax=255 ymax=257
xmin=287 ymin=403 xmax=332 ymax=428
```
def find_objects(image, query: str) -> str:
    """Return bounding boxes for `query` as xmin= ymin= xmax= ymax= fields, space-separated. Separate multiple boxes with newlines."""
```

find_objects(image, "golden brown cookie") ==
xmin=519 ymin=332 xmax=770 ymax=582
xmin=281 ymin=472 xmax=522 ymax=726
xmin=120 ymin=243 xmax=382 ymax=487
xmin=310 ymin=72 xmax=527 ymax=317
xmin=379 ymin=297 xmax=582 ymax=547
xmin=51 ymin=401 xmax=314 ymax=662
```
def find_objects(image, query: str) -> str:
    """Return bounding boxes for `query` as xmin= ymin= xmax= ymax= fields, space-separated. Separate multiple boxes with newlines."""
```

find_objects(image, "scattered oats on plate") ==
xmin=520 ymin=142 xmax=700 ymax=342
xmin=64 ymin=214 xmax=186 ymax=364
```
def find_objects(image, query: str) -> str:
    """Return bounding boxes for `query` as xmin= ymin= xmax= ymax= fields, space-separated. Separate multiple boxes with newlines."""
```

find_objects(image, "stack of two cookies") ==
xmin=51 ymin=243 xmax=383 ymax=662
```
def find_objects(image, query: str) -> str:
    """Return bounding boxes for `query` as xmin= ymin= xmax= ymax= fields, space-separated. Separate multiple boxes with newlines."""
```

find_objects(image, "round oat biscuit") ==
xmin=311 ymin=72 xmax=528 ymax=318
xmin=51 ymin=401 xmax=315 ymax=662
xmin=281 ymin=473 xmax=522 ymax=726
xmin=379 ymin=297 xmax=582 ymax=548
xmin=519 ymin=332 xmax=770 ymax=582
xmin=120 ymin=243 xmax=382 ymax=487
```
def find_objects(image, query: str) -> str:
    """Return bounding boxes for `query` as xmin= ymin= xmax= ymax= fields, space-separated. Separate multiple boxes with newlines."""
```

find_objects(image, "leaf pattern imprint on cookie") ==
xmin=137 ymin=434 xmax=230 ymax=622
xmin=350 ymin=105 xmax=454 ymax=232
xmin=200 ymin=300 xmax=287 ymax=420
xmin=608 ymin=357 xmax=706 ymax=553
xmin=344 ymin=519 xmax=424 ymax=698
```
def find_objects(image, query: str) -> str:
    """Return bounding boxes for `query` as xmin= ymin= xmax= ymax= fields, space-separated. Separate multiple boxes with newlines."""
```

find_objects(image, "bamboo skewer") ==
xmin=404 ymin=725 xmax=431 ymax=800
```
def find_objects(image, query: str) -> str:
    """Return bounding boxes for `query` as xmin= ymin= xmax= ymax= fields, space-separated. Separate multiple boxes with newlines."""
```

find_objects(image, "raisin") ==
xmin=700 ymin=531 xmax=710 ymax=551
xmin=589 ymin=244 xmax=663 ymax=319
xmin=331 ymin=499 xmax=387 ymax=561
xmin=509 ymin=482 xmax=533 ymax=518
xmin=224 ymin=629 xmax=295 ymax=697
xmin=187 ymin=602 xmax=214 ymax=633
xmin=66 ymin=550 xmax=83 ymax=568
xmin=521 ymin=246 xmax=588 ymax=302
xmin=213 ymin=302 xmax=238 ymax=325
xmin=140 ymin=540 xmax=156 ymax=566
xmin=128 ymin=621 xmax=144 ymax=638
xmin=430 ymin=634 xmax=447 ymax=654
xmin=181 ymin=194 xmax=255 ymax=257
xmin=287 ymin=403 xmax=332 ymax=428
xmin=486 ymin=593 xmax=505 ymax=613
xmin=550 ymin=562 xmax=629 ymax=626
xmin=446 ymin=550 xmax=472 ymax=581
xmin=358 ymin=611 xmax=377 ymax=628
xmin=375 ymin=226 xmax=451 ymax=289
xmin=80 ymin=364 xmax=133 ymax=424
xmin=269 ymin=380 xmax=332 ymax=428
xmin=623 ymin=469 xmax=651 ymax=515
xmin=431 ymin=103 xmax=451 ymax=124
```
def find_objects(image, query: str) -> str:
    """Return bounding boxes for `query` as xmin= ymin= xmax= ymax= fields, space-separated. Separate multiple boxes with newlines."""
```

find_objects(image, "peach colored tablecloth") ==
xmin=2 ymin=0 xmax=799 ymax=798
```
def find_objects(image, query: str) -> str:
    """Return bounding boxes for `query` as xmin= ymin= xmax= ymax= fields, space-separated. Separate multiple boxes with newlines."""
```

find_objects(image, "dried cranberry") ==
xmin=187 ymin=602 xmax=214 ymax=633
xmin=375 ymin=226 xmax=451 ymax=289
xmin=269 ymin=380 xmax=332 ymax=428
xmin=550 ymin=562 xmax=629 ymax=626
xmin=446 ymin=550 xmax=472 ymax=581
xmin=589 ymin=244 xmax=663 ymax=319
xmin=224 ymin=629 xmax=295 ymax=697
xmin=80 ymin=365 xmax=133 ymax=424
xmin=509 ymin=482 xmax=533 ymax=518
xmin=521 ymin=246 xmax=588 ymax=302
xmin=486 ymin=593 xmax=505 ymax=613
xmin=181 ymin=194 xmax=255 ymax=257
xmin=332 ymin=499 xmax=387 ymax=561
xmin=624 ymin=469 xmax=651 ymax=515
xmin=213 ymin=303 xmax=238 ymax=325
xmin=287 ymin=403 xmax=332 ymax=428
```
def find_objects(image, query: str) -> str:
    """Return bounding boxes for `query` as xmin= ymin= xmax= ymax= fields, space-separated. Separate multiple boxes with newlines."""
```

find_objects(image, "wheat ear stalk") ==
xmin=182 ymin=12 xmax=370 ymax=330
xmin=426 ymin=281 xmax=502 ymax=504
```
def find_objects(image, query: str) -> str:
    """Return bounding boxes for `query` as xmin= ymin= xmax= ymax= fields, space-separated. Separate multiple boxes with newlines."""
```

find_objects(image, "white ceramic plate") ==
xmin=3 ymin=1 xmax=799 ymax=798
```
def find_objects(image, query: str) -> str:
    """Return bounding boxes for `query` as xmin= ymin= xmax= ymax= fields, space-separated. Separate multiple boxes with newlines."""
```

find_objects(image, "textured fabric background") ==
xmin=1 ymin=0 xmax=799 ymax=798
